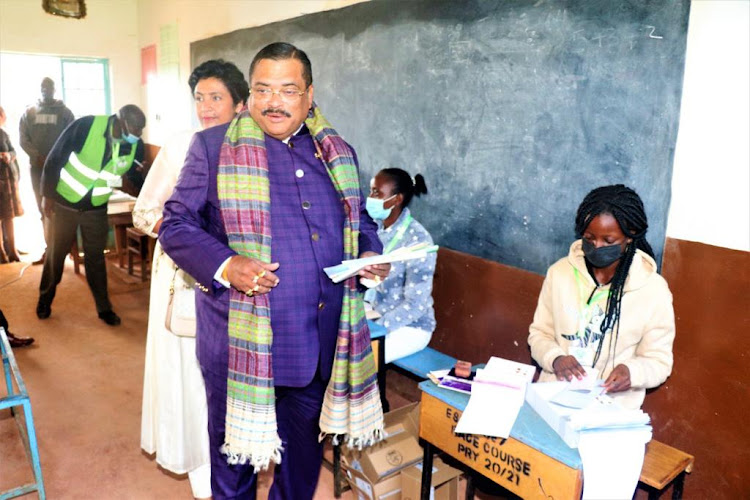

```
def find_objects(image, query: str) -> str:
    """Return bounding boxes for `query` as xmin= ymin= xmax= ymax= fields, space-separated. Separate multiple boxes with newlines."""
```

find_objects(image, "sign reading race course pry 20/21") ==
xmin=419 ymin=392 xmax=582 ymax=500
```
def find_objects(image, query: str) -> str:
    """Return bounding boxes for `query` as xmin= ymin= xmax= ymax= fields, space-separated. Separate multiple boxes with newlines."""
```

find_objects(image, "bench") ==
xmin=1 ymin=327 xmax=46 ymax=499
xmin=391 ymin=347 xmax=456 ymax=379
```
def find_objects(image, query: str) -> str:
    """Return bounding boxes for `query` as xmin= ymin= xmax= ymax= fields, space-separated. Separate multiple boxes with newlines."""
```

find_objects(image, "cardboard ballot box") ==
xmin=344 ymin=466 xmax=402 ymax=500
xmin=342 ymin=402 xmax=423 ymax=500
xmin=401 ymin=457 xmax=462 ymax=500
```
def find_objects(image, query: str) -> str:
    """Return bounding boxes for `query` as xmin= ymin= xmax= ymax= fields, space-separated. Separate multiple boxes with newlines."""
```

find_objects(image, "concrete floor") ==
xmin=0 ymin=255 xmax=502 ymax=499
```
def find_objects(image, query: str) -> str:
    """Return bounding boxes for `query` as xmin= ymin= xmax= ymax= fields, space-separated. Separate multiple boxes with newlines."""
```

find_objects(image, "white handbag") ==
xmin=164 ymin=267 xmax=197 ymax=337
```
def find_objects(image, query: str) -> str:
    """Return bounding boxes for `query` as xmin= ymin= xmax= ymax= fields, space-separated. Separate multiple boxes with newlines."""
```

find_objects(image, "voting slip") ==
xmin=324 ymin=243 xmax=438 ymax=283
xmin=453 ymin=357 xmax=535 ymax=438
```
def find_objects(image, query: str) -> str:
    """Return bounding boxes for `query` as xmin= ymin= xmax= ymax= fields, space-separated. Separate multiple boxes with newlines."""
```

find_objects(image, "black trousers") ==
xmin=29 ymin=166 xmax=43 ymax=214
xmin=29 ymin=167 xmax=49 ymax=245
xmin=39 ymin=202 xmax=111 ymax=314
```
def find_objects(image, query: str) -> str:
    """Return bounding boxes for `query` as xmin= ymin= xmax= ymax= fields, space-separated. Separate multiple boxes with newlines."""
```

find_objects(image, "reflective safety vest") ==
xmin=55 ymin=116 xmax=137 ymax=206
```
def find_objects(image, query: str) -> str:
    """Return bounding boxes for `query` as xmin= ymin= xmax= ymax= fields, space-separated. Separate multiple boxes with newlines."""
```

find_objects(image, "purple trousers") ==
xmin=202 ymin=363 xmax=327 ymax=500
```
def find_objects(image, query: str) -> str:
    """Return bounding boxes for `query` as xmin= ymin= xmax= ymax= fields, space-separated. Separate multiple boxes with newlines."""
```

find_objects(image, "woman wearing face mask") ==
xmin=528 ymin=184 xmax=675 ymax=409
xmin=135 ymin=59 xmax=247 ymax=500
xmin=366 ymin=168 xmax=436 ymax=363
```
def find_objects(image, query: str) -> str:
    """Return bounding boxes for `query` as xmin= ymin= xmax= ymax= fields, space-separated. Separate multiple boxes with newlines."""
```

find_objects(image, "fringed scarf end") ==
xmin=319 ymin=427 xmax=384 ymax=450
xmin=220 ymin=441 xmax=284 ymax=473
xmin=346 ymin=427 xmax=385 ymax=451
xmin=319 ymin=431 xmax=344 ymax=446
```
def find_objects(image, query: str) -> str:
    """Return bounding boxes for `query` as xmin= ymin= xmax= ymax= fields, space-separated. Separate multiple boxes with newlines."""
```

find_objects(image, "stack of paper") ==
xmin=324 ymin=243 xmax=438 ymax=283
xmin=453 ymin=357 xmax=535 ymax=438
xmin=525 ymin=381 xmax=651 ymax=448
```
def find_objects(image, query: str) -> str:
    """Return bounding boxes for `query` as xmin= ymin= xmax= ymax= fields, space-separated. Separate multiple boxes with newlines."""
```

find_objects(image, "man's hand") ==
xmin=226 ymin=256 xmax=280 ymax=297
xmin=134 ymin=159 xmax=152 ymax=176
xmin=357 ymin=251 xmax=391 ymax=284
xmin=41 ymin=197 xmax=55 ymax=218
xmin=602 ymin=364 xmax=631 ymax=393
xmin=552 ymin=355 xmax=587 ymax=381
xmin=0 ymin=152 xmax=11 ymax=164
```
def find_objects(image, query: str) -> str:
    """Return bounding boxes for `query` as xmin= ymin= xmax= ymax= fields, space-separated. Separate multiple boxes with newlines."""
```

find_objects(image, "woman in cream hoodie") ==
xmin=528 ymin=185 xmax=675 ymax=409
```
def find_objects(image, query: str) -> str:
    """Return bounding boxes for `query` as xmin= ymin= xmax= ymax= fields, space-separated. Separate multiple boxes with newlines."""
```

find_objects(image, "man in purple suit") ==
xmin=160 ymin=43 xmax=389 ymax=499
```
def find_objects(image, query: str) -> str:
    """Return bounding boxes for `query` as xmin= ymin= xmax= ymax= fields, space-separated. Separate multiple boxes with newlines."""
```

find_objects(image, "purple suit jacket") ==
xmin=160 ymin=123 xmax=381 ymax=387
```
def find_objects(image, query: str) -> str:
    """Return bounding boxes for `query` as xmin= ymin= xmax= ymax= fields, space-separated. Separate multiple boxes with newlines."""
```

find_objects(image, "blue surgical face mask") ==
xmin=366 ymin=194 xmax=397 ymax=221
xmin=122 ymin=132 xmax=139 ymax=145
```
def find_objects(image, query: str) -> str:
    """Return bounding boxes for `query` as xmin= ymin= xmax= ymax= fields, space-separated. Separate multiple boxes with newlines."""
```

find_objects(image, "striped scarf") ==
xmin=216 ymin=104 xmax=383 ymax=470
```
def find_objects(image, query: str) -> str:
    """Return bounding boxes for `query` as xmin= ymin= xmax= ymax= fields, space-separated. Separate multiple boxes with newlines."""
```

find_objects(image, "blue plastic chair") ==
xmin=1 ymin=327 xmax=46 ymax=500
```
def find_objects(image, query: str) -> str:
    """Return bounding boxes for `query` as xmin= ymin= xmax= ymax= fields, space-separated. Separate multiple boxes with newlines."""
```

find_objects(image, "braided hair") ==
xmin=379 ymin=168 xmax=428 ymax=208
xmin=574 ymin=184 xmax=653 ymax=366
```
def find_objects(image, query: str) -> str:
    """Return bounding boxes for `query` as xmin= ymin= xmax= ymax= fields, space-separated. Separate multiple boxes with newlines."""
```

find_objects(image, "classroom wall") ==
xmin=0 ymin=0 xmax=141 ymax=111
xmin=666 ymin=0 xmax=750 ymax=252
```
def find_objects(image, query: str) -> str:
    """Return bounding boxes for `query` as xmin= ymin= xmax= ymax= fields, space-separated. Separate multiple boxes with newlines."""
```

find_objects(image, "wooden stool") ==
xmin=126 ymin=227 xmax=150 ymax=281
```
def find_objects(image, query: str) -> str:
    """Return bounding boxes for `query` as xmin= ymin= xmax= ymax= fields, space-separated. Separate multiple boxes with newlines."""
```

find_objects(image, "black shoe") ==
xmin=98 ymin=310 xmax=121 ymax=326
xmin=36 ymin=300 xmax=51 ymax=319
xmin=7 ymin=332 xmax=35 ymax=348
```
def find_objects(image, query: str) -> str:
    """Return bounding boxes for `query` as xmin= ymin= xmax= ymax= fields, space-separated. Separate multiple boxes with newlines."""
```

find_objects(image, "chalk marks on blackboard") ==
xmin=646 ymin=26 xmax=664 ymax=39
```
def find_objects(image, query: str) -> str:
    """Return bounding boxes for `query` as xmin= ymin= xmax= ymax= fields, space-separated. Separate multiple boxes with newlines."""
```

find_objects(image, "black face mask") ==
xmin=582 ymin=239 xmax=624 ymax=268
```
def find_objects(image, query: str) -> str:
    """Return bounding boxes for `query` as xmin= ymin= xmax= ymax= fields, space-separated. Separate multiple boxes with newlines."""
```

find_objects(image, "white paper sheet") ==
xmin=550 ymin=387 xmax=603 ymax=409
xmin=454 ymin=381 xmax=524 ymax=438
xmin=483 ymin=356 xmax=536 ymax=385
xmin=324 ymin=243 xmax=438 ymax=283
xmin=451 ymin=357 xmax=536 ymax=438
xmin=578 ymin=427 xmax=651 ymax=499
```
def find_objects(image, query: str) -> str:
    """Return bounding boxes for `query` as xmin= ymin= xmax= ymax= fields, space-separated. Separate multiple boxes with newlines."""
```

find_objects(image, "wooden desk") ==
xmin=70 ymin=194 xmax=136 ymax=274
xmin=418 ymin=380 xmax=583 ymax=500
xmin=108 ymin=194 xmax=137 ymax=268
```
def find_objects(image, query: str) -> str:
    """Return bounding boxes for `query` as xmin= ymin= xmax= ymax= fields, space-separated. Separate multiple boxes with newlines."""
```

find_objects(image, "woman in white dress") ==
xmin=135 ymin=60 xmax=248 ymax=499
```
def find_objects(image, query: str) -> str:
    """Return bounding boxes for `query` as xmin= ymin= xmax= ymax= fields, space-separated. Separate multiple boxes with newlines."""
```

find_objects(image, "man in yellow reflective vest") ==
xmin=37 ymin=105 xmax=146 ymax=326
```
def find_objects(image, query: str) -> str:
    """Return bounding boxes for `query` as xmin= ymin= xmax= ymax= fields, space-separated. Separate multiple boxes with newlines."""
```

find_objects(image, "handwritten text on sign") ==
xmin=419 ymin=392 xmax=582 ymax=500
xmin=446 ymin=406 xmax=532 ymax=487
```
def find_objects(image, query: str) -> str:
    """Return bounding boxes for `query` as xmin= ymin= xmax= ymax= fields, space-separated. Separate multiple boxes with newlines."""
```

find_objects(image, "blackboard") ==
xmin=191 ymin=0 xmax=690 ymax=275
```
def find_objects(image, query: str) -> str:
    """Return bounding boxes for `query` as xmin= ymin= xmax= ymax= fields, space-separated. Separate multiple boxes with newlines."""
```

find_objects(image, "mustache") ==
xmin=261 ymin=108 xmax=292 ymax=118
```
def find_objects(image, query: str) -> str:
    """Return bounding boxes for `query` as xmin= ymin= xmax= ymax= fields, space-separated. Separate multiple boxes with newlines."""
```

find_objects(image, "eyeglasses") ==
xmin=250 ymin=87 xmax=307 ymax=103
